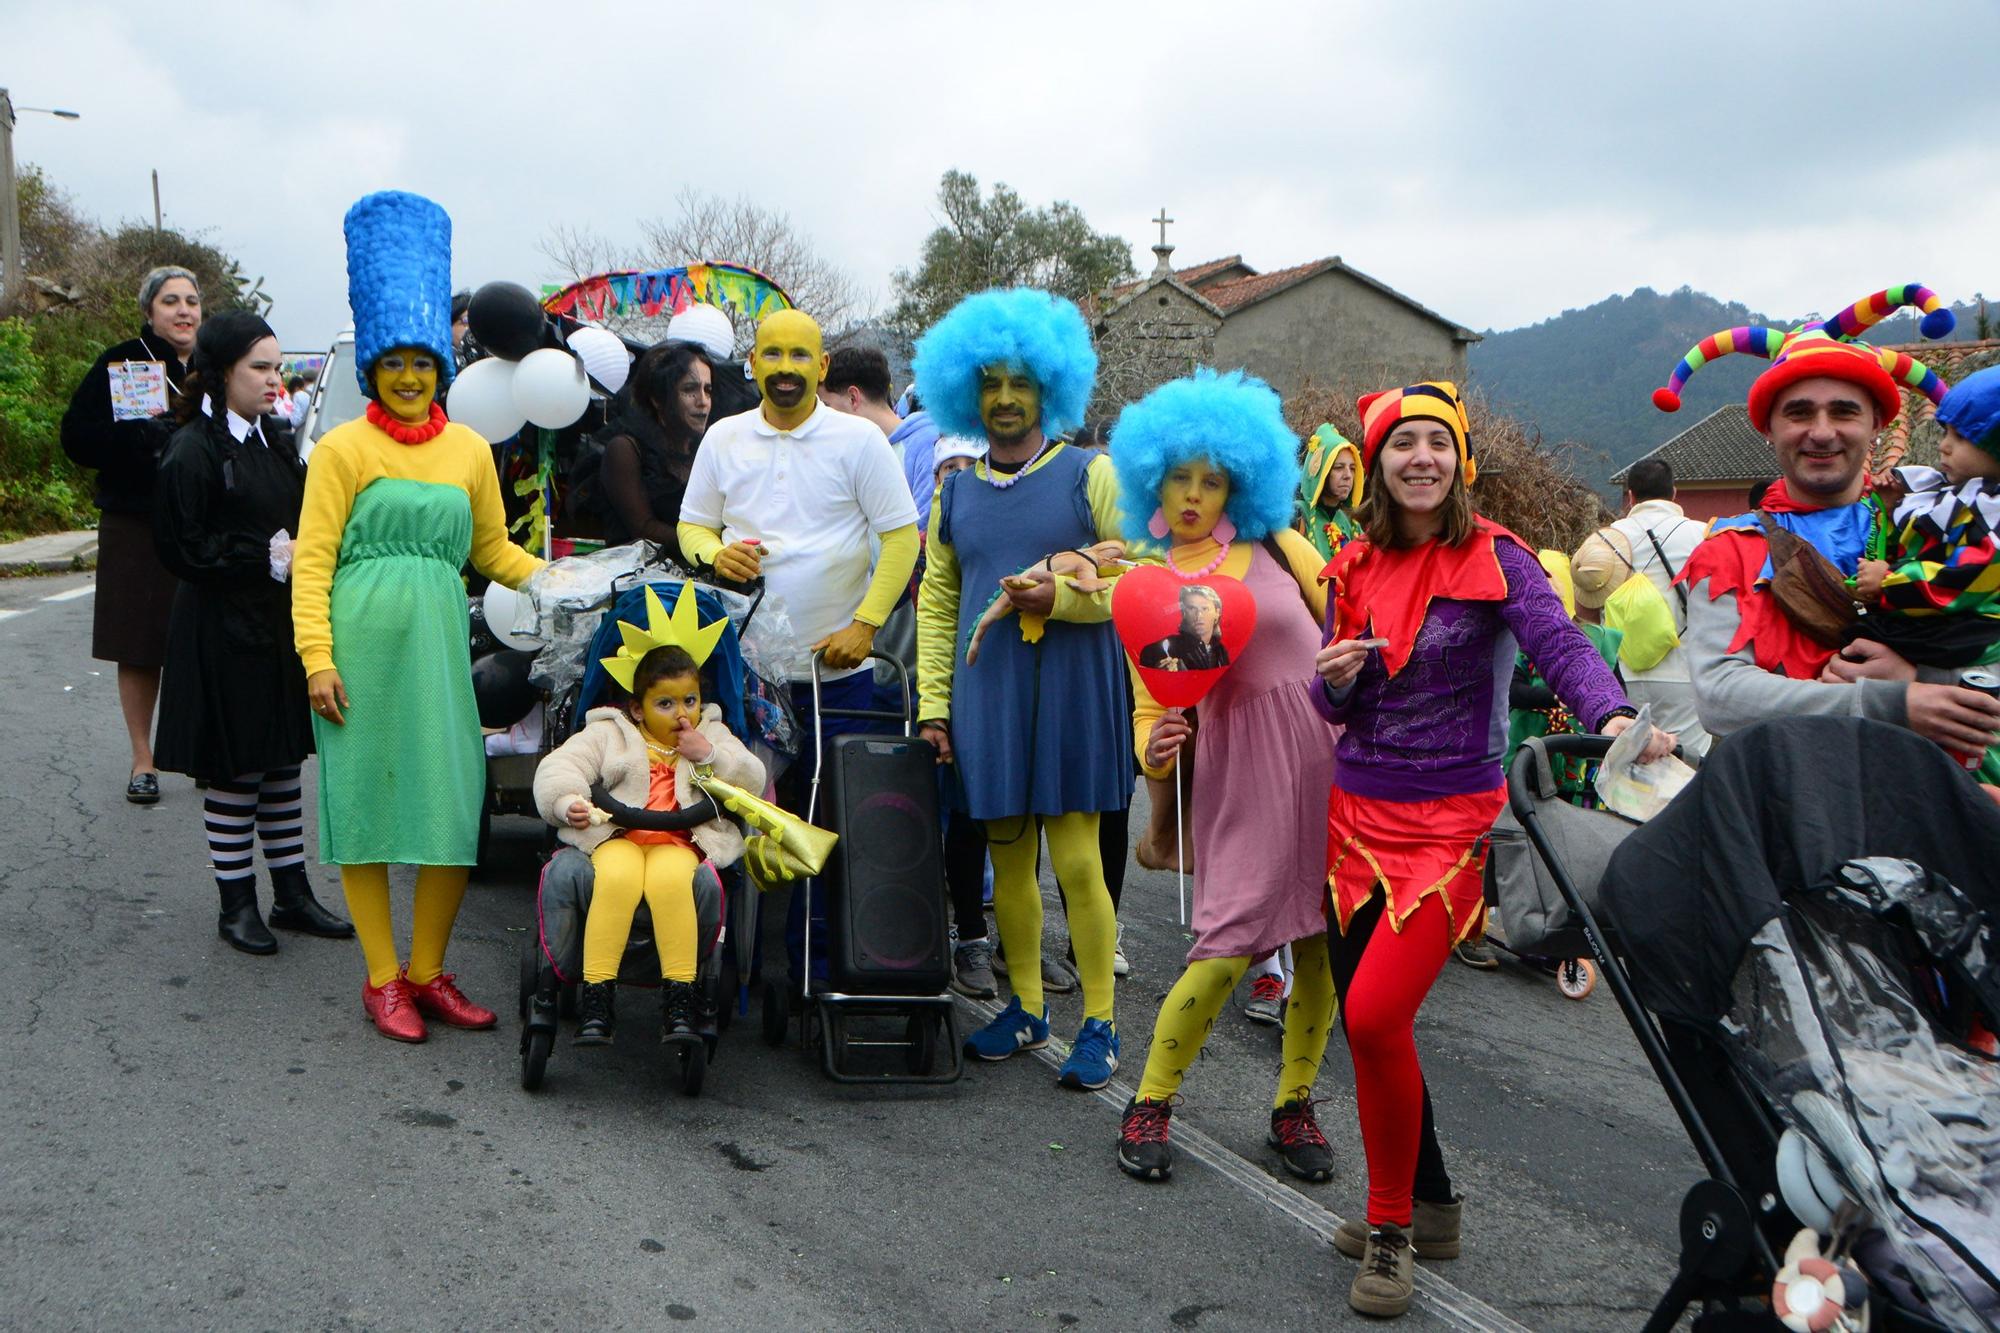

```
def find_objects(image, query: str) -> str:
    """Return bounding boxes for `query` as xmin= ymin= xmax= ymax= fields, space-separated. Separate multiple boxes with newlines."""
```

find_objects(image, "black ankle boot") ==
xmin=661 ymin=979 xmax=699 ymax=1045
xmin=217 ymin=879 xmax=277 ymax=955
xmin=267 ymin=866 xmax=354 ymax=938
xmin=575 ymin=981 xmax=616 ymax=1046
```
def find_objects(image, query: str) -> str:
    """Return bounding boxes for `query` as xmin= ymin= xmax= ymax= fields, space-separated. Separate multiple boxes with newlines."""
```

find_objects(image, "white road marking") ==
xmin=0 ymin=609 xmax=22 ymax=623
xmin=42 ymin=585 xmax=96 ymax=602
xmin=959 ymin=995 xmax=1535 ymax=1333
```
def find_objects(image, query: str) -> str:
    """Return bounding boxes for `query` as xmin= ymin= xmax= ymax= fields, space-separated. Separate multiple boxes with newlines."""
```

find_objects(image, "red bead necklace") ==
xmin=366 ymin=400 xmax=448 ymax=444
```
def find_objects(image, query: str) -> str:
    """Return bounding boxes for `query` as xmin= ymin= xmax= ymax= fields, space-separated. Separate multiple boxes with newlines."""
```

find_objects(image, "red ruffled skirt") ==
xmin=1327 ymin=785 xmax=1506 ymax=945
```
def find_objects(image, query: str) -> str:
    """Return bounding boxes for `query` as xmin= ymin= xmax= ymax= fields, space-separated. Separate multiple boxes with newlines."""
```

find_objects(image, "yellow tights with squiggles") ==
xmin=1135 ymin=934 xmax=1336 ymax=1107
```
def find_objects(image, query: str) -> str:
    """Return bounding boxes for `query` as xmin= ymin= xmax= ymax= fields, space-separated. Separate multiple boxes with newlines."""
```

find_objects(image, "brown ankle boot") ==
xmin=1335 ymin=1195 xmax=1462 ymax=1260
xmin=1348 ymin=1223 xmax=1415 ymax=1318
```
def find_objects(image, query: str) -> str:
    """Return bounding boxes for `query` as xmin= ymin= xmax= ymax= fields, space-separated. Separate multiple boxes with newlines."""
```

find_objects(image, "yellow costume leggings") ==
xmin=985 ymin=812 xmax=1116 ymax=1023
xmin=583 ymin=839 xmax=700 ymax=984
xmin=340 ymin=863 xmax=471 ymax=989
xmin=1135 ymin=933 xmax=1336 ymax=1107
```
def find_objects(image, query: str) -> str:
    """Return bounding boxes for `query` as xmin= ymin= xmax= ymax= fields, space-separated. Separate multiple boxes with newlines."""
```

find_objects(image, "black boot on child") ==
xmin=217 ymin=879 xmax=278 ymax=955
xmin=661 ymin=980 xmax=700 ymax=1046
xmin=575 ymin=981 xmax=616 ymax=1046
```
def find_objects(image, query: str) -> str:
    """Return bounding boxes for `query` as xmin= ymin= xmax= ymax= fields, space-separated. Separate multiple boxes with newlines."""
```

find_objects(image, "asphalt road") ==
xmin=0 ymin=569 xmax=1700 ymax=1330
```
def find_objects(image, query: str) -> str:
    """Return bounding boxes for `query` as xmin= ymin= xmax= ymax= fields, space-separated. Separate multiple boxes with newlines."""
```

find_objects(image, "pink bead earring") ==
xmin=1212 ymin=515 xmax=1238 ymax=545
xmin=1148 ymin=508 xmax=1170 ymax=540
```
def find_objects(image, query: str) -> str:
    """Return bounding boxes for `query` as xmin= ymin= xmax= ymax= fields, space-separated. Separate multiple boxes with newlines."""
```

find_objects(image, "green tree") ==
xmin=890 ymin=170 xmax=1135 ymax=336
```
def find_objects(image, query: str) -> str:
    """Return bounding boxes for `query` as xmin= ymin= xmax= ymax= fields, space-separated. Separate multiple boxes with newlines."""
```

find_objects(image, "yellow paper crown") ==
xmin=600 ymin=584 xmax=728 ymax=693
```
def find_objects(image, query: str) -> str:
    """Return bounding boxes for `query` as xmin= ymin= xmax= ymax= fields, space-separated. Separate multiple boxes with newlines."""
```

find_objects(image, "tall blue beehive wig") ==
xmin=344 ymin=190 xmax=456 ymax=394
xmin=1110 ymin=368 xmax=1302 ymax=546
xmin=911 ymin=288 xmax=1097 ymax=441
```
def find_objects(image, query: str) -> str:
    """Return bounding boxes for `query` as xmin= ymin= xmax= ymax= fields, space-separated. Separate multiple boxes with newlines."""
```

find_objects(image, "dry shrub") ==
xmin=1283 ymin=374 xmax=1612 ymax=556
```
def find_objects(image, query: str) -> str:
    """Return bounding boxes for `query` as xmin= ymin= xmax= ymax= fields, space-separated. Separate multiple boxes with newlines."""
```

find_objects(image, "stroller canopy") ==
xmin=1602 ymin=716 xmax=2000 ymax=1025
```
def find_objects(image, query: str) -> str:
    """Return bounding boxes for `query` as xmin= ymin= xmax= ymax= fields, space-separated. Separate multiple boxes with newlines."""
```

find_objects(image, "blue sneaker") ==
xmin=964 ymin=996 xmax=1050 ymax=1061
xmin=1057 ymin=1018 xmax=1119 ymax=1090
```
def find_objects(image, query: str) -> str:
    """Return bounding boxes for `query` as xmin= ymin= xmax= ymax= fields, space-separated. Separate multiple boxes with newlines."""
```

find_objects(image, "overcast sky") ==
xmin=14 ymin=1 xmax=1998 ymax=352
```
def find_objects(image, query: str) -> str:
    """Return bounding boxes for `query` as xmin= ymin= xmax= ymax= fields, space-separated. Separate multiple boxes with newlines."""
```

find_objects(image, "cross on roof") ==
xmin=1153 ymin=208 xmax=1174 ymax=247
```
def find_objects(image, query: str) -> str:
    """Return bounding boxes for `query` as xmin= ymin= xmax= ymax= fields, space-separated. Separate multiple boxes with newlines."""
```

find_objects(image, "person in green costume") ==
xmin=1300 ymin=424 xmax=1362 ymax=563
xmin=293 ymin=191 xmax=545 ymax=1043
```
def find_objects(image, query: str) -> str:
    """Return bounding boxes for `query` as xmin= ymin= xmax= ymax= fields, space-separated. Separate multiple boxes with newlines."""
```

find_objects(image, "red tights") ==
xmin=1341 ymin=890 xmax=1455 ymax=1227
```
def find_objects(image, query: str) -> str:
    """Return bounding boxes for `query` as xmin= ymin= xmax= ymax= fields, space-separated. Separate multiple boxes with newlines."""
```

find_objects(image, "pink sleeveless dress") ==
xmin=1184 ymin=543 xmax=1339 ymax=960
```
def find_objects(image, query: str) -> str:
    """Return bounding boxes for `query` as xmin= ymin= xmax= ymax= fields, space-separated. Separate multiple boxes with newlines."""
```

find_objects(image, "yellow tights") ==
xmin=584 ymin=839 xmax=700 ymax=984
xmin=340 ymin=863 xmax=471 ymax=988
xmin=1135 ymin=933 xmax=1336 ymax=1107
xmin=985 ymin=812 xmax=1116 ymax=1023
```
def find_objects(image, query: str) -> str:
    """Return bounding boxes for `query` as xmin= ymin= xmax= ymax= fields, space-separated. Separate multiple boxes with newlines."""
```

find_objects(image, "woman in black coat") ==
xmin=153 ymin=311 xmax=351 ymax=954
xmin=60 ymin=265 xmax=203 ymax=804
xmin=596 ymin=341 xmax=713 ymax=546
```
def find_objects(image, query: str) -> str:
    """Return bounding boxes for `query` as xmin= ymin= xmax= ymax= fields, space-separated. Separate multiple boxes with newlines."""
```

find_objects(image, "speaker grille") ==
xmin=827 ymin=737 xmax=949 ymax=988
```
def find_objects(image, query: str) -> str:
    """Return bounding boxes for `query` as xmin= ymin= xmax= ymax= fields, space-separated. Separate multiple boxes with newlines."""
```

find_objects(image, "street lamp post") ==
xmin=0 ymin=89 xmax=81 ymax=307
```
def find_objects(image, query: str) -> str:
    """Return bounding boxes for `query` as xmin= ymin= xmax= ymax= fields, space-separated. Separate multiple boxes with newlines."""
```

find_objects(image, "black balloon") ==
xmin=467 ymin=281 xmax=548 ymax=361
xmin=471 ymin=648 xmax=541 ymax=727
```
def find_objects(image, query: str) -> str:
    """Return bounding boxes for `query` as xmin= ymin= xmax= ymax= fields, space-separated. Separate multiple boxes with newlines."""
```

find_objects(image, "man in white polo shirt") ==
xmin=677 ymin=307 xmax=919 ymax=977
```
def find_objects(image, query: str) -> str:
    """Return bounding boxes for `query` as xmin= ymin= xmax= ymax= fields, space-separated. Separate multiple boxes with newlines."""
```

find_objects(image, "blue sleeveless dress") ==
xmin=937 ymin=446 xmax=1132 ymax=821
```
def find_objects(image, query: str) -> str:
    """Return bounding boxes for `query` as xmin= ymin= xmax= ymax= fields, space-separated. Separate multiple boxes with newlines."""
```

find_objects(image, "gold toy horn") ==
xmin=690 ymin=772 xmax=837 ymax=886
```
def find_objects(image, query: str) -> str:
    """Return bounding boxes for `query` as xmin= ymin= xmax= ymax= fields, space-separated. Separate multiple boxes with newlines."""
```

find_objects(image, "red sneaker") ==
xmin=362 ymin=977 xmax=428 ymax=1043
xmin=407 ymin=972 xmax=497 ymax=1030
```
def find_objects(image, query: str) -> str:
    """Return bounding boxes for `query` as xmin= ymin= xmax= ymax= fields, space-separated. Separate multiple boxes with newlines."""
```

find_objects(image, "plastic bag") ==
xmin=1593 ymin=703 xmax=1694 ymax=821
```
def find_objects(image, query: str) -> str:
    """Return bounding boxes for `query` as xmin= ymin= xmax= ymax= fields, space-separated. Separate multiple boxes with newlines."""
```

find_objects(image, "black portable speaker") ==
xmin=821 ymin=733 xmax=950 ymax=992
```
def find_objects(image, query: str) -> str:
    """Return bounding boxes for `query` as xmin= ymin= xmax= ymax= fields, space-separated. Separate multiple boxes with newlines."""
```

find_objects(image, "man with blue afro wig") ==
xmin=1099 ymin=368 xmax=1344 ymax=1190
xmin=912 ymin=287 xmax=1131 ymax=1090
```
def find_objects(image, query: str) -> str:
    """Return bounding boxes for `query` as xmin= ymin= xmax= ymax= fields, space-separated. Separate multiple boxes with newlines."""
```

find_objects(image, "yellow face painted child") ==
xmin=752 ymin=309 xmax=827 ymax=431
xmin=1160 ymin=459 xmax=1231 ymax=544
xmin=372 ymin=345 xmax=440 ymax=423
xmin=978 ymin=365 xmax=1041 ymax=447
xmin=634 ymin=669 xmax=707 ymax=754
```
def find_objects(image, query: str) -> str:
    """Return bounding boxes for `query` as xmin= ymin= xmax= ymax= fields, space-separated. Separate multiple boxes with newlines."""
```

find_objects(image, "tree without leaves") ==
xmin=890 ymin=170 xmax=1136 ymax=338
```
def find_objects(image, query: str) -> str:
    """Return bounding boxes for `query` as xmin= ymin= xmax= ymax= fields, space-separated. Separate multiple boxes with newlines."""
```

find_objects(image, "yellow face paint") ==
xmin=752 ymin=309 xmax=826 ymax=430
xmin=637 ymin=671 xmax=704 ymax=748
xmin=978 ymin=365 xmax=1041 ymax=446
xmin=1159 ymin=459 xmax=1231 ymax=544
xmin=372 ymin=345 xmax=439 ymax=423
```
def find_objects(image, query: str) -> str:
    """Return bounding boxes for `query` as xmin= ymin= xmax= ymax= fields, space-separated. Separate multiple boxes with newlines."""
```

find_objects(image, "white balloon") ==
xmin=481 ymin=580 xmax=542 ymax=651
xmin=514 ymin=347 xmax=591 ymax=429
xmin=447 ymin=356 xmax=527 ymax=442
xmin=566 ymin=325 xmax=632 ymax=394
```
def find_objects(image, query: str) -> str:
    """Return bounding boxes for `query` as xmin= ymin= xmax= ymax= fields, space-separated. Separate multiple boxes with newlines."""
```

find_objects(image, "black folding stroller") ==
xmin=1512 ymin=717 xmax=2000 ymax=1331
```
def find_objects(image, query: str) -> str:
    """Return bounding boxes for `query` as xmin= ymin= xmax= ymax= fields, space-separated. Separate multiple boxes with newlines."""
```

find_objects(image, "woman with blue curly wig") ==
xmin=1104 ymin=369 xmax=1342 ymax=1191
xmin=912 ymin=287 xmax=1132 ymax=1093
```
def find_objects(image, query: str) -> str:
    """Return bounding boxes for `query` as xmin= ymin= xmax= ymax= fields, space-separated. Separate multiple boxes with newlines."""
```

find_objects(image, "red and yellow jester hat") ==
xmin=1356 ymin=380 xmax=1476 ymax=486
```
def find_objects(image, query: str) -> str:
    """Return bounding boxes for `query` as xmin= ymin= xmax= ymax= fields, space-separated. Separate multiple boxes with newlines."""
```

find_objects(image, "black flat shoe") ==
xmin=217 ymin=881 xmax=277 ymax=955
xmin=268 ymin=867 xmax=355 ymax=938
xmin=126 ymin=772 xmax=160 ymax=805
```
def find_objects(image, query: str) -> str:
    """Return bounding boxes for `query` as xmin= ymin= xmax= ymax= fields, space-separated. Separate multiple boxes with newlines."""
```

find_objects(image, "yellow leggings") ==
xmin=583 ymin=839 xmax=700 ymax=984
xmin=1135 ymin=933 xmax=1336 ymax=1108
xmin=340 ymin=863 xmax=471 ymax=988
xmin=985 ymin=811 xmax=1116 ymax=1023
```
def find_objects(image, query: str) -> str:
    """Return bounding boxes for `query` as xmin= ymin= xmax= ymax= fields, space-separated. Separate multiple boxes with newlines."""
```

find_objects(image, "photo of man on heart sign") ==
xmin=1139 ymin=585 xmax=1230 ymax=672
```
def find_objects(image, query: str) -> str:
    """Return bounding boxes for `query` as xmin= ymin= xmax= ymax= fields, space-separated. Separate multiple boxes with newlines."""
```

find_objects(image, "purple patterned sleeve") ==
xmin=1494 ymin=540 xmax=1631 ymax=731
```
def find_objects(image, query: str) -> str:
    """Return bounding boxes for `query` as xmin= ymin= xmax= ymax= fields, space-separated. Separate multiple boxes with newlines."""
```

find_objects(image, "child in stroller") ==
xmin=532 ymin=586 xmax=766 ymax=1051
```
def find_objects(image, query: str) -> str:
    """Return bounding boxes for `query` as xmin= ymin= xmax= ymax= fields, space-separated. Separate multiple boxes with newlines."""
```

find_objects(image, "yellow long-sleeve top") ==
xmin=293 ymin=416 xmax=544 ymax=677
xmin=1129 ymin=527 xmax=1327 ymax=779
xmin=915 ymin=445 xmax=1122 ymax=724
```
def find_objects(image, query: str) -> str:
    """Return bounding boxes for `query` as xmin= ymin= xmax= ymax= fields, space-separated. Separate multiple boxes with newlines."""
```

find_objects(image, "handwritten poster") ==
xmin=108 ymin=360 xmax=167 ymax=422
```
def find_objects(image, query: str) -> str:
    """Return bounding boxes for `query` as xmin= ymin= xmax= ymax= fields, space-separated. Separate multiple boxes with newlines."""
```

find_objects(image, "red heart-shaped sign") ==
xmin=1112 ymin=564 xmax=1256 ymax=708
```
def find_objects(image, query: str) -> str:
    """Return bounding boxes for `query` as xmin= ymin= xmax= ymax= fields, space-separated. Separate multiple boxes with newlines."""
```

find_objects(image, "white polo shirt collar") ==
xmin=746 ymin=399 xmax=827 ymax=441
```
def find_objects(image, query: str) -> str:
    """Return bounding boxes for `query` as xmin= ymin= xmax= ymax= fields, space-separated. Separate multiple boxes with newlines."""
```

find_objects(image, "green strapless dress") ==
xmin=312 ymin=478 xmax=482 ymax=865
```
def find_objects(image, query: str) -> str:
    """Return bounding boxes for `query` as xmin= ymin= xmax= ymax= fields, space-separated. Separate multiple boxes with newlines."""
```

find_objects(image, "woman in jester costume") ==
xmin=1107 ymin=370 xmax=1343 ymax=1186
xmin=293 ymin=191 xmax=545 ymax=1043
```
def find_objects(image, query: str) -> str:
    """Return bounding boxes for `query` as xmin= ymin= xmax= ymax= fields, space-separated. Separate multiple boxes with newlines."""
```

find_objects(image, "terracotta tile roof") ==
xmin=1201 ymin=257 xmax=1481 ymax=342
xmin=1872 ymin=339 xmax=2000 ymax=477
xmin=1613 ymin=404 xmax=1770 ymax=485
xmin=1171 ymin=255 xmax=1249 ymax=287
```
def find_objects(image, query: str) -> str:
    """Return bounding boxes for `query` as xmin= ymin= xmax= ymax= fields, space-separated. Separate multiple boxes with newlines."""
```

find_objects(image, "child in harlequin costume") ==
xmin=293 ymin=191 xmax=545 ymax=1044
xmin=1104 ymin=370 xmax=1342 ymax=1185
xmin=532 ymin=585 xmax=767 ymax=1046
xmin=1300 ymin=424 xmax=1362 ymax=563
xmin=1314 ymin=380 xmax=1655 ymax=1317
xmin=912 ymin=288 xmax=1131 ymax=1091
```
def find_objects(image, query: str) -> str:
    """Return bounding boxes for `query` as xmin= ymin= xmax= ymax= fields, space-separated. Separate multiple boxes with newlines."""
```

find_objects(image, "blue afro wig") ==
xmin=1110 ymin=368 xmax=1302 ymax=546
xmin=911 ymin=288 xmax=1096 ymax=441
xmin=344 ymin=190 xmax=455 ymax=394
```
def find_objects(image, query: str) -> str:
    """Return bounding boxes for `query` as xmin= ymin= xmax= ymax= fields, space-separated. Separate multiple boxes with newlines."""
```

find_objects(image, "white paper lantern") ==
xmin=513 ymin=347 xmax=591 ymax=429
xmin=567 ymin=325 xmax=632 ymax=394
xmin=446 ymin=356 xmax=527 ymax=442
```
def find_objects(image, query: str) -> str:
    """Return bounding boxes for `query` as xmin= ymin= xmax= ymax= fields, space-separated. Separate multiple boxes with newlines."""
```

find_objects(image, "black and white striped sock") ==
xmin=255 ymin=766 xmax=305 ymax=872
xmin=204 ymin=777 xmax=260 ymax=882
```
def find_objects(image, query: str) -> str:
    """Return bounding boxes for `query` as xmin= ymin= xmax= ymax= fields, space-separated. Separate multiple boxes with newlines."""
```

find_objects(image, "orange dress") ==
xmin=626 ymin=759 xmax=693 ymax=848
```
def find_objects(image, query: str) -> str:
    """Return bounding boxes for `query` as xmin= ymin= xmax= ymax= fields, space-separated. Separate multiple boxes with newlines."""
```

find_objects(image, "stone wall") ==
xmin=1091 ymin=283 xmax=1220 ymax=425
xmin=1213 ymin=269 xmax=1468 ymax=409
